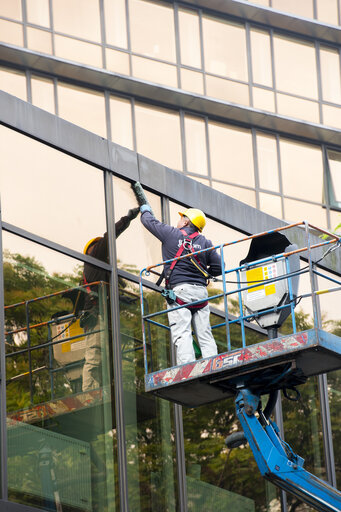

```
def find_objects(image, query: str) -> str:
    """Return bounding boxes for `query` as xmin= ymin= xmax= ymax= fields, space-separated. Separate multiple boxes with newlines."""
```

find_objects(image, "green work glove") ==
xmin=132 ymin=182 xmax=149 ymax=206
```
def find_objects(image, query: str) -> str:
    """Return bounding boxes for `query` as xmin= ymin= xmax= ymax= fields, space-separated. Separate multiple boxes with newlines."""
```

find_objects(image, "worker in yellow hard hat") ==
xmin=81 ymin=206 xmax=139 ymax=391
xmin=132 ymin=182 xmax=221 ymax=365
xmin=83 ymin=237 xmax=102 ymax=255
xmin=178 ymin=208 xmax=206 ymax=232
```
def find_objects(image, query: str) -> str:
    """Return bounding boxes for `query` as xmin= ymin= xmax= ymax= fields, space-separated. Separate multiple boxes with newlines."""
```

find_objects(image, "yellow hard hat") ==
xmin=178 ymin=208 xmax=206 ymax=232
xmin=83 ymin=237 xmax=101 ymax=254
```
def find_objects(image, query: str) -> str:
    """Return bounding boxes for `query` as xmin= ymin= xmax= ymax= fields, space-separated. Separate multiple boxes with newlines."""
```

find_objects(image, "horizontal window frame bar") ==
xmin=1 ymin=43 xmax=341 ymax=148
xmin=2 ymin=221 xmax=112 ymax=271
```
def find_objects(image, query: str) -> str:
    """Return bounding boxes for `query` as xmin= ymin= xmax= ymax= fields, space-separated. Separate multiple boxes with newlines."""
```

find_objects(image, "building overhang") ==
xmin=165 ymin=0 xmax=341 ymax=46
xmin=0 ymin=89 xmax=340 ymax=276
xmin=0 ymin=43 xmax=340 ymax=148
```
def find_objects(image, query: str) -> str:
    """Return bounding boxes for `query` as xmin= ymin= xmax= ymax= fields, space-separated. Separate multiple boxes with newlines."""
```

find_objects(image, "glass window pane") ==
xmin=327 ymin=150 xmax=341 ymax=206
xmin=320 ymin=47 xmax=341 ymax=104
xmin=272 ymin=0 xmax=314 ymax=18
xmin=209 ymin=122 xmax=255 ymax=187
xmin=113 ymin=177 xmax=162 ymax=278
xmin=256 ymin=133 xmax=280 ymax=192
xmin=274 ymin=35 xmax=318 ymax=99
xmin=0 ymin=125 xmax=107 ymax=254
xmin=54 ymin=34 xmax=103 ymax=68
xmin=0 ymin=0 xmax=22 ymax=20
xmin=183 ymin=397 xmax=273 ymax=512
xmin=0 ymin=66 xmax=26 ymax=100
xmin=316 ymin=0 xmax=339 ymax=25
xmin=104 ymin=0 xmax=127 ymax=48
xmin=323 ymin=104 xmax=341 ymax=129
xmin=110 ymin=95 xmax=133 ymax=150
xmin=253 ymin=87 xmax=275 ymax=112
xmin=52 ymin=0 xmax=101 ymax=42
xmin=119 ymin=277 xmax=177 ymax=510
xmin=295 ymin=200 xmax=329 ymax=229
xmin=178 ymin=9 xmax=201 ymax=68
xmin=106 ymin=48 xmax=130 ymax=75
xmin=132 ymin=55 xmax=177 ymax=88
xmin=57 ymin=82 xmax=106 ymax=138
xmin=280 ymin=139 xmax=323 ymax=203
xmin=26 ymin=0 xmax=50 ymax=27
xmin=329 ymin=209 xmax=341 ymax=231
xmin=27 ymin=27 xmax=52 ymax=54
xmin=250 ymin=29 xmax=272 ymax=87
xmin=129 ymin=0 xmax=176 ymax=62
xmin=203 ymin=16 xmax=248 ymax=81
xmin=184 ymin=115 xmax=208 ymax=176
xmin=4 ymin=232 xmax=117 ymax=510
xmin=31 ymin=75 xmax=55 ymax=114
xmin=277 ymin=93 xmax=320 ymax=124
xmin=180 ymin=68 xmax=204 ymax=95
xmin=206 ymin=75 xmax=249 ymax=106
xmin=283 ymin=198 xmax=327 ymax=228
xmin=282 ymin=376 xmax=327 ymax=512
xmin=0 ymin=18 xmax=23 ymax=46
xmin=135 ymin=103 xmax=182 ymax=170
xmin=259 ymin=192 xmax=282 ymax=218
xmin=316 ymin=268 xmax=341 ymax=325
xmin=212 ymin=181 xmax=256 ymax=207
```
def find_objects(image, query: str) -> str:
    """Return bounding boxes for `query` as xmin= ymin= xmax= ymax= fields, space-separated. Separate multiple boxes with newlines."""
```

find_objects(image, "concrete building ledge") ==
xmin=0 ymin=43 xmax=340 ymax=148
xmin=0 ymin=90 xmax=340 ymax=274
xmin=168 ymin=0 xmax=341 ymax=45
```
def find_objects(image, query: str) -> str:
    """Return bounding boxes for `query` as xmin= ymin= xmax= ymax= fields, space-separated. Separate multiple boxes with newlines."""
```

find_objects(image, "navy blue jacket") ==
xmin=141 ymin=211 xmax=222 ymax=287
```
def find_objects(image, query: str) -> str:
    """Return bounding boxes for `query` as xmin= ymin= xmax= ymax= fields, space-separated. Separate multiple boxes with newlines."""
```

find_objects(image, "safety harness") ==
xmin=161 ymin=229 xmax=210 ymax=311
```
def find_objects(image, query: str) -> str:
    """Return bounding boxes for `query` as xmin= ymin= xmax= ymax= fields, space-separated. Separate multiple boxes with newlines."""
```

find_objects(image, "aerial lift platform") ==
xmin=139 ymin=221 xmax=341 ymax=512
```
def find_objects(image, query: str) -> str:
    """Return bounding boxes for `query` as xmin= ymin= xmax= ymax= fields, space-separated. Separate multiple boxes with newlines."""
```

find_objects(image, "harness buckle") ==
xmin=182 ymin=238 xmax=193 ymax=251
xmin=161 ymin=289 xmax=177 ymax=305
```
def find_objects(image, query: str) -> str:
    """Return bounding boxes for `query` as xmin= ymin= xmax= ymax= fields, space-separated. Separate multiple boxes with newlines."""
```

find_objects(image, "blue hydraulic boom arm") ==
xmin=233 ymin=388 xmax=341 ymax=512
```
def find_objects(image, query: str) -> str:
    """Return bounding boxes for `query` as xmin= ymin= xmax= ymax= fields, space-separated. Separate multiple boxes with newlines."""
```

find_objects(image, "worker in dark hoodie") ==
xmin=133 ymin=182 xmax=221 ymax=365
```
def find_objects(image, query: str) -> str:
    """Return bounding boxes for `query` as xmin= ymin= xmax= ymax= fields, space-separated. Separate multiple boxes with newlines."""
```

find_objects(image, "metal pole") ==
xmin=303 ymin=221 xmax=319 ymax=329
xmin=220 ymin=245 xmax=231 ymax=351
xmin=0 ymin=201 xmax=8 ymax=499
xmin=236 ymin=269 xmax=246 ymax=348
xmin=274 ymin=397 xmax=288 ymax=512
xmin=311 ymin=271 xmax=337 ymax=487
xmin=104 ymin=170 xmax=129 ymax=512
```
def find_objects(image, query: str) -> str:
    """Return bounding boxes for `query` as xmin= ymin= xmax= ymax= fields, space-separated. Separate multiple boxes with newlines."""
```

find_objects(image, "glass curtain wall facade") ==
xmin=0 ymin=1 xmax=340 ymax=512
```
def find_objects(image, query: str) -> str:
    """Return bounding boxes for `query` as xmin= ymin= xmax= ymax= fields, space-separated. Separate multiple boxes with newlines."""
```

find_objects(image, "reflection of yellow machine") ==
xmin=51 ymin=315 xmax=86 ymax=382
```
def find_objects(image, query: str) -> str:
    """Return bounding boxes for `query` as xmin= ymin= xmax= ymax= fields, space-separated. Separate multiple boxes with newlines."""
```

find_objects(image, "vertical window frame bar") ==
xmin=105 ymin=169 xmax=129 ymax=512
xmin=0 ymin=201 xmax=8 ymax=501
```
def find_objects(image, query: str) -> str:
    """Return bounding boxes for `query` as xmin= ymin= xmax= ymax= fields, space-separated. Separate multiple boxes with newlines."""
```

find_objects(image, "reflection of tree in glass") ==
xmin=4 ymin=251 xmax=82 ymax=412
xmin=119 ymin=277 xmax=177 ymax=511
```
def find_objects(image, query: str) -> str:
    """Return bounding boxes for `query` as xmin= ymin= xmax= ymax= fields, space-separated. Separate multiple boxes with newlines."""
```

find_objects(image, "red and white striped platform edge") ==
xmin=145 ymin=331 xmax=310 ymax=392
xmin=8 ymin=388 xmax=104 ymax=424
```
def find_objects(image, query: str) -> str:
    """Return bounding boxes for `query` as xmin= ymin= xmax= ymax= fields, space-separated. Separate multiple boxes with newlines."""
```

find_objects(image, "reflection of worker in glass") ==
xmin=132 ymin=182 xmax=221 ymax=365
xmin=81 ymin=207 xmax=139 ymax=391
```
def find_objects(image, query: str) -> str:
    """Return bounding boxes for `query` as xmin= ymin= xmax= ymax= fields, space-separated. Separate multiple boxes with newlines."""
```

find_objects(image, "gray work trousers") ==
xmin=82 ymin=320 xmax=102 ymax=391
xmin=167 ymin=283 xmax=218 ymax=365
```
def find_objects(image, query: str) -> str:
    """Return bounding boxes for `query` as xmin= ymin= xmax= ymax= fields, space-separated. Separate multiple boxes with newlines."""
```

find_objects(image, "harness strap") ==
xmin=168 ymin=229 xmax=198 ymax=271
xmin=83 ymin=272 xmax=92 ymax=294
xmin=176 ymin=296 xmax=208 ymax=311
xmin=164 ymin=229 xmax=209 ymax=312
xmin=83 ymin=273 xmax=98 ymax=305
xmin=165 ymin=230 xmax=199 ymax=286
